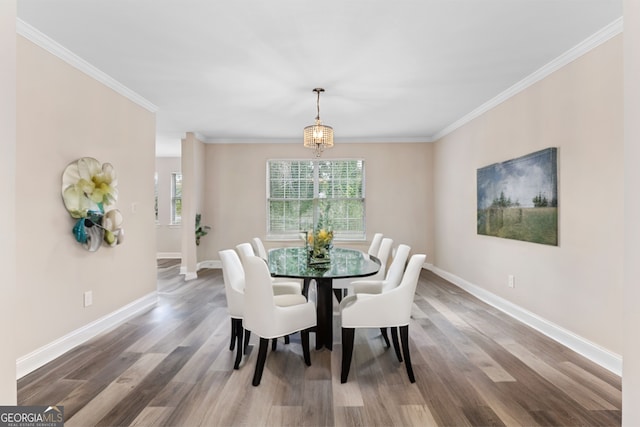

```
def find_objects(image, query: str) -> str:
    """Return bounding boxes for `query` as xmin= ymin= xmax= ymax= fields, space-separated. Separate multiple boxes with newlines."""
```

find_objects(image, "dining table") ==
xmin=268 ymin=246 xmax=381 ymax=350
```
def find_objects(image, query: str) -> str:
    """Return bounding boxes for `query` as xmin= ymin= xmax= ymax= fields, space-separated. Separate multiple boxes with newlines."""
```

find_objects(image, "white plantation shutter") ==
xmin=267 ymin=159 xmax=365 ymax=239
xmin=171 ymin=172 xmax=182 ymax=224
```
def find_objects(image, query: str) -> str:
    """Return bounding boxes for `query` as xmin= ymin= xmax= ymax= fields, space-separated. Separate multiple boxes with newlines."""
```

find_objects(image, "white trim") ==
xmin=183 ymin=272 xmax=198 ymax=281
xmin=179 ymin=266 xmax=198 ymax=281
xmin=16 ymin=292 xmax=158 ymax=379
xmin=15 ymin=17 xmax=622 ymax=145
xmin=432 ymin=17 xmax=624 ymax=141
xmin=198 ymin=260 xmax=220 ymax=269
xmin=198 ymin=136 xmax=433 ymax=144
xmin=428 ymin=266 xmax=622 ymax=376
xmin=157 ymin=252 xmax=181 ymax=259
xmin=175 ymin=260 xmax=219 ymax=279
xmin=16 ymin=19 xmax=158 ymax=113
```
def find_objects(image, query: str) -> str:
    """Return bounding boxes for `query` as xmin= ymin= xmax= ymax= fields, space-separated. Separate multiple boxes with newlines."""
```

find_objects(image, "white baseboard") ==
xmin=177 ymin=260 xmax=220 ymax=280
xmin=16 ymin=292 xmax=158 ymax=379
xmin=429 ymin=266 xmax=622 ymax=376
xmin=178 ymin=266 xmax=197 ymax=281
xmin=157 ymin=252 xmax=181 ymax=259
xmin=198 ymin=260 xmax=220 ymax=269
xmin=184 ymin=272 xmax=198 ymax=281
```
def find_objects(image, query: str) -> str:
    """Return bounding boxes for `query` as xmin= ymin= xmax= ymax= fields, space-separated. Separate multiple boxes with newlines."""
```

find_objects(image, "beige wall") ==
xmin=200 ymin=142 xmax=434 ymax=262
xmin=155 ymin=156 xmax=182 ymax=255
xmin=8 ymin=9 xmax=639 ymax=420
xmin=433 ymin=35 xmax=624 ymax=354
xmin=0 ymin=0 xmax=17 ymax=404
xmin=623 ymin=0 xmax=640 ymax=424
xmin=16 ymin=37 xmax=157 ymax=356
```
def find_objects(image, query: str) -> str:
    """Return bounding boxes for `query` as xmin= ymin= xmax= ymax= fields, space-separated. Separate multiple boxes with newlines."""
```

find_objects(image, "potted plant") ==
xmin=195 ymin=213 xmax=211 ymax=246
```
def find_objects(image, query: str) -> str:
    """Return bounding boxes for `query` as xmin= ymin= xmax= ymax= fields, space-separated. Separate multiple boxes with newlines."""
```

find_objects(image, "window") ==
xmin=171 ymin=172 xmax=182 ymax=224
xmin=268 ymin=159 xmax=365 ymax=239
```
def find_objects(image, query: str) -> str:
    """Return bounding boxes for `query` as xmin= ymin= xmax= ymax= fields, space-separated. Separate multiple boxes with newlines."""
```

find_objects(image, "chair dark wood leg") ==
xmin=380 ymin=328 xmax=391 ymax=348
xmin=230 ymin=319 xmax=237 ymax=351
xmin=284 ymin=335 xmax=290 ymax=344
xmin=390 ymin=327 xmax=403 ymax=362
xmin=272 ymin=338 xmax=277 ymax=351
xmin=233 ymin=322 xmax=243 ymax=370
xmin=243 ymin=330 xmax=251 ymax=354
xmin=301 ymin=329 xmax=311 ymax=366
xmin=341 ymin=328 xmax=355 ymax=383
xmin=399 ymin=325 xmax=415 ymax=383
xmin=333 ymin=288 xmax=343 ymax=303
xmin=252 ymin=338 xmax=270 ymax=386
xmin=302 ymin=278 xmax=312 ymax=298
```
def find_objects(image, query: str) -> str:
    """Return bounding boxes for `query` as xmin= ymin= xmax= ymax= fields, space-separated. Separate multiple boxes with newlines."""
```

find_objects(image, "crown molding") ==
xmin=198 ymin=136 xmax=433 ymax=144
xmin=16 ymin=18 xmax=158 ymax=113
xmin=17 ymin=15 xmax=622 ymax=144
xmin=433 ymin=17 xmax=624 ymax=141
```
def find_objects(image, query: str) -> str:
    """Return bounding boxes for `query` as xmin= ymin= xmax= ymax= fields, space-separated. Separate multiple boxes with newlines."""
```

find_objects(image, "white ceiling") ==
xmin=17 ymin=1 xmax=623 ymax=157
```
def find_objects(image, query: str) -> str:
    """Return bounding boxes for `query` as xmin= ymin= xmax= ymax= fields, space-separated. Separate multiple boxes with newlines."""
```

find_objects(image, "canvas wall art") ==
xmin=477 ymin=147 xmax=558 ymax=246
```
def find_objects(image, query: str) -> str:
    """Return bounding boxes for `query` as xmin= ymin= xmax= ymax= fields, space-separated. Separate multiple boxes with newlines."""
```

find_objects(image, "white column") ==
xmin=180 ymin=133 xmax=198 ymax=279
xmin=0 ymin=0 xmax=17 ymax=403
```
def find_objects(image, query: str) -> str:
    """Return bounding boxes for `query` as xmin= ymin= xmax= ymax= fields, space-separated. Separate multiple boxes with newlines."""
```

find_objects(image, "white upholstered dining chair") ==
xmin=332 ymin=237 xmax=394 ymax=302
xmin=251 ymin=237 xmax=304 ymax=289
xmin=243 ymin=255 xmax=317 ymax=386
xmin=351 ymin=244 xmax=411 ymax=295
xmin=236 ymin=242 xmax=302 ymax=295
xmin=349 ymin=243 xmax=412 ymax=358
xmin=367 ymin=232 xmax=384 ymax=257
xmin=219 ymin=249 xmax=250 ymax=369
xmin=339 ymin=253 xmax=426 ymax=383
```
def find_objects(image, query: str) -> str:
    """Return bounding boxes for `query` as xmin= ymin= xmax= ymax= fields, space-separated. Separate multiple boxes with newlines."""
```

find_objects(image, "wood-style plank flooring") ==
xmin=18 ymin=259 xmax=621 ymax=426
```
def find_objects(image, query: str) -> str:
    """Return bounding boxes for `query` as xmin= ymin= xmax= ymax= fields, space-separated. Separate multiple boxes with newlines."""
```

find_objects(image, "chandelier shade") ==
xmin=303 ymin=88 xmax=334 ymax=157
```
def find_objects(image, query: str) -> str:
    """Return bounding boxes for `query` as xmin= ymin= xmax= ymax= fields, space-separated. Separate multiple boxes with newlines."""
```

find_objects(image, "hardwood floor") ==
xmin=18 ymin=260 xmax=621 ymax=426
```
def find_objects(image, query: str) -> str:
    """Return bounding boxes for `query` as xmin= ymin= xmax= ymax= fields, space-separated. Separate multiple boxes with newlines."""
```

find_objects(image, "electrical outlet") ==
xmin=508 ymin=275 xmax=515 ymax=288
xmin=84 ymin=291 xmax=93 ymax=307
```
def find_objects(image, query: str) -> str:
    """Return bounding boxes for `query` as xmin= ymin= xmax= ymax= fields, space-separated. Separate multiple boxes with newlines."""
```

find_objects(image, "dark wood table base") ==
xmin=303 ymin=278 xmax=334 ymax=350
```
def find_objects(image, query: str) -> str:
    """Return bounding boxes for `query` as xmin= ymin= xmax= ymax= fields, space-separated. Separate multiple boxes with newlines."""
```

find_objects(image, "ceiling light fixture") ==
xmin=303 ymin=88 xmax=334 ymax=157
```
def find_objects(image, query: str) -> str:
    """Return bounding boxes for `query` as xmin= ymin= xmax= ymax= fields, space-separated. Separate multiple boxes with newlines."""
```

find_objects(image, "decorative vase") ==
xmin=306 ymin=229 xmax=333 ymax=266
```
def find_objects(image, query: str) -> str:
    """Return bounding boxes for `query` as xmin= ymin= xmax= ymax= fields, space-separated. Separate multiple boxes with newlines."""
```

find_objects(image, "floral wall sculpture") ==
xmin=61 ymin=157 xmax=124 ymax=251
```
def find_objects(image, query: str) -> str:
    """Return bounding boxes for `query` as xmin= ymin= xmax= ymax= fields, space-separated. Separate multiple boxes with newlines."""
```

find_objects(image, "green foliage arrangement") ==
xmin=195 ymin=213 xmax=211 ymax=246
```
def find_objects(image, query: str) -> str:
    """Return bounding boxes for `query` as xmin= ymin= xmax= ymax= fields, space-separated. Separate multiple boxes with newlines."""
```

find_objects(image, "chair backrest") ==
xmin=251 ymin=237 xmax=268 ymax=260
xmin=235 ymin=242 xmax=255 ymax=265
xmin=371 ymin=237 xmax=393 ymax=280
xmin=242 ymin=255 xmax=277 ymax=335
xmin=367 ymin=233 xmax=384 ymax=256
xmin=393 ymin=253 xmax=426 ymax=314
xmin=384 ymin=244 xmax=411 ymax=290
xmin=341 ymin=253 xmax=426 ymax=328
xmin=218 ymin=249 xmax=245 ymax=317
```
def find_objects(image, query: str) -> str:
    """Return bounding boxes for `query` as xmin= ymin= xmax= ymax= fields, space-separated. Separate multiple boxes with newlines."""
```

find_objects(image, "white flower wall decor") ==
xmin=61 ymin=157 xmax=124 ymax=251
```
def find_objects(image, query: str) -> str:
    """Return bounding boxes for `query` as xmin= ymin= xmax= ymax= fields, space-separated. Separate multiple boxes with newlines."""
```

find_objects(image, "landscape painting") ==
xmin=477 ymin=147 xmax=558 ymax=246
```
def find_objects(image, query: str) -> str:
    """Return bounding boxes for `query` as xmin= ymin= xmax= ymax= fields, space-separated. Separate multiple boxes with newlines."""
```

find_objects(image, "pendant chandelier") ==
xmin=303 ymin=88 xmax=334 ymax=157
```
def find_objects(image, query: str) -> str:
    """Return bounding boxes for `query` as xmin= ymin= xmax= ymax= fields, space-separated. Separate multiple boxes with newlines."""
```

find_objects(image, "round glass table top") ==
xmin=268 ymin=246 xmax=380 ymax=280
